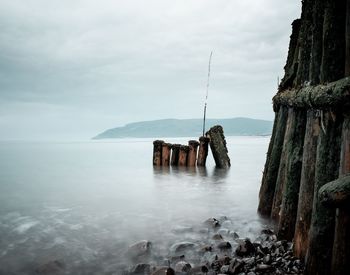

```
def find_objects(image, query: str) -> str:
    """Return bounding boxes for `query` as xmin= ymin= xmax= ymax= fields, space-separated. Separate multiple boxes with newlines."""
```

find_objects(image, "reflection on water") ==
xmin=0 ymin=136 xmax=270 ymax=274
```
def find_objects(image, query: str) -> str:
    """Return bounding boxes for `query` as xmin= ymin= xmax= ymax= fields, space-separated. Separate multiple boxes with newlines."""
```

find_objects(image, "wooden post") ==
xmin=318 ymin=174 xmax=350 ymax=275
xmin=329 ymin=113 xmax=350 ymax=275
xmin=178 ymin=145 xmax=189 ymax=166
xmin=271 ymin=108 xmax=293 ymax=222
xmin=206 ymin=125 xmax=231 ymax=168
xmin=306 ymin=111 xmax=343 ymax=275
xmin=294 ymin=109 xmax=320 ymax=259
xmin=320 ymin=0 xmax=347 ymax=83
xmin=345 ymin=0 xmax=350 ymax=77
xmin=277 ymin=108 xmax=307 ymax=240
xmin=171 ymin=144 xmax=181 ymax=166
xmin=153 ymin=140 xmax=164 ymax=166
xmin=258 ymin=106 xmax=288 ymax=216
xmin=187 ymin=140 xmax=199 ymax=167
xmin=162 ymin=143 xmax=172 ymax=166
xmin=197 ymin=136 xmax=210 ymax=167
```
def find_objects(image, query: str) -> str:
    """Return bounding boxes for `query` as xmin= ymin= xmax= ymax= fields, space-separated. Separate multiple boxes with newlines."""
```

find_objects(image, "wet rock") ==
xmin=130 ymin=263 xmax=151 ymax=274
xmin=235 ymin=238 xmax=255 ymax=257
xmin=127 ymin=240 xmax=152 ymax=259
xmin=228 ymin=259 xmax=244 ymax=274
xmin=217 ymin=241 xmax=232 ymax=250
xmin=220 ymin=264 xmax=230 ymax=274
xmin=218 ymin=228 xmax=230 ymax=236
xmin=36 ymin=260 xmax=65 ymax=274
xmin=151 ymin=267 xmax=175 ymax=275
xmin=261 ymin=229 xmax=274 ymax=235
xmin=212 ymin=233 xmax=224 ymax=240
xmin=199 ymin=245 xmax=212 ymax=253
xmin=263 ymin=254 xmax=272 ymax=264
xmin=204 ymin=218 xmax=221 ymax=229
xmin=230 ymin=232 xmax=239 ymax=239
xmin=190 ymin=265 xmax=209 ymax=274
xmin=174 ymin=261 xmax=191 ymax=273
xmin=255 ymin=264 xmax=272 ymax=272
xmin=170 ymin=242 xmax=196 ymax=254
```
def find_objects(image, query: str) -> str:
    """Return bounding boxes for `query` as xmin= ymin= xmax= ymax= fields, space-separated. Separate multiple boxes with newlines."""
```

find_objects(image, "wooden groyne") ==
xmin=258 ymin=0 xmax=350 ymax=274
xmin=152 ymin=125 xmax=230 ymax=168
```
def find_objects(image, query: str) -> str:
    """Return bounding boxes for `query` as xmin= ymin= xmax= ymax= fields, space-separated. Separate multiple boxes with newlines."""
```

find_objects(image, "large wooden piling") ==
xmin=206 ymin=125 xmax=230 ymax=168
xmin=306 ymin=111 xmax=343 ymax=275
xmin=346 ymin=0 xmax=350 ymax=77
xmin=171 ymin=144 xmax=180 ymax=166
xmin=197 ymin=136 xmax=210 ymax=167
xmin=319 ymin=174 xmax=350 ymax=275
xmin=271 ymin=108 xmax=294 ymax=222
xmin=161 ymin=143 xmax=172 ymax=166
xmin=258 ymin=106 xmax=288 ymax=216
xmin=187 ymin=140 xmax=199 ymax=167
xmin=277 ymin=108 xmax=307 ymax=240
xmin=293 ymin=110 xmax=320 ymax=259
xmin=153 ymin=140 xmax=164 ymax=166
xmin=178 ymin=145 xmax=189 ymax=166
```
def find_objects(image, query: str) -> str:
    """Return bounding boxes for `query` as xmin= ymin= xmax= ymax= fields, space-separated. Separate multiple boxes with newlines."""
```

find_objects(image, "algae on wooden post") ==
xmin=197 ymin=136 xmax=210 ymax=167
xmin=306 ymin=111 xmax=343 ymax=275
xmin=153 ymin=140 xmax=164 ymax=166
xmin=206 ymin=125 xmax=230 ymax=168
xmin=258 ymin=106 xmax=288 ymax=216
xmin=187 ymin=140 xmax=199 ymax=167
xmin=294 ymin=109 xmax=320 ymax=259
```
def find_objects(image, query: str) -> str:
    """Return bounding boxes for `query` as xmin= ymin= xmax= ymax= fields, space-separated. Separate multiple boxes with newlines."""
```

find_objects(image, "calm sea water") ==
xmin=0 ymin=136 xmax=270 ymax=274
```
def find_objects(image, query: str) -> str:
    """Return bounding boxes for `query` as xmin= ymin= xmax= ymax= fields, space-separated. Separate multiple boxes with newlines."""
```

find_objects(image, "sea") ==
xmin=0 ymin=136 xmax=271 ymax=274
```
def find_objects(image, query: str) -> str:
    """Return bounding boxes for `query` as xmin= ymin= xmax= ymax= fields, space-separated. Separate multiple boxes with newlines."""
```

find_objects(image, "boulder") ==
xmin=235 ymin=238 xmax=256 ymax=257
xmin=127 ymin=240 xmax=152 ymax=259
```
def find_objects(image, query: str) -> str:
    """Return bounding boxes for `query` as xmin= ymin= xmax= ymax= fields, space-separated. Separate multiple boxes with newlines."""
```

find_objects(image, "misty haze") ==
xmin=0 ymin=0 xmax=328 ymax=275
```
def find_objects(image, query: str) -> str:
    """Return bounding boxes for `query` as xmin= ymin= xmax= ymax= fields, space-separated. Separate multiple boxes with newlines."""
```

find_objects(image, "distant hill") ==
xmin=93 ymin=118 xmax=273 ymax=139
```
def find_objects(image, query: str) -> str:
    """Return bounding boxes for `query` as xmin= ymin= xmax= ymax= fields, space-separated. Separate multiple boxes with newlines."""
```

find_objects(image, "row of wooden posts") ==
xmin=258 ymin=0 xmax=350 ymax=274
xmin=153 ymin=137 xmax=210 ymax=167
xmin=152 ymin=125 xmax=231 ymax=168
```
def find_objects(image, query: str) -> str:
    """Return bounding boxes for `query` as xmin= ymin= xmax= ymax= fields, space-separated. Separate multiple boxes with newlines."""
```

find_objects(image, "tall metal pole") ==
xmin=202 ymin=51 xmax=213 ymax=136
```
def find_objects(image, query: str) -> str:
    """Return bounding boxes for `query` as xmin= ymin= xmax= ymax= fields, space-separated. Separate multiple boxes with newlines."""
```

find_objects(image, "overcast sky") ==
xmin=0 ymin=0 xmax=301 ymax=140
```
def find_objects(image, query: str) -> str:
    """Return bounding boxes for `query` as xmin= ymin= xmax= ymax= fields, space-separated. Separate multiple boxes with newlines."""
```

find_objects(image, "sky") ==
xmin=0 ymin=0 xmax=301 ymax=140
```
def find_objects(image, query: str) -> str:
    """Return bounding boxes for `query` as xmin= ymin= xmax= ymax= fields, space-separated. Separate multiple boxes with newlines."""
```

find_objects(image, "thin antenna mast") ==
xmin=202 ymin=51 xmax=213 ymax=137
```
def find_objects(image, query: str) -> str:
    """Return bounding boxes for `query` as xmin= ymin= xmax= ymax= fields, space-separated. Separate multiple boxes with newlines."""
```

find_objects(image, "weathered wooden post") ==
xmin=277 ymin=108 xmax=307 ymax=240
xmin=197 ymin=136 xmax=210 ymax=167
xmin=187 ymin=140 xmax=199 ymax=167
xmin=162 ymin=143 xmax=172 ymax=166
xmin=206 ymin=125 xmax=230 ymax=168
xmin=153 ymin=140 xmax=164 ymax=166
xmin=346 ymin=0 xmax=350 ymax=77
xmin=319 ymin=174 xmax=350 ymax=275
xmin=293 ymin=110 xmax=320 ymax=259
xmin=258 ymin=106 xmax=288 ymax=216
xmin=178 ymin=145 xmax=189 ymax=166
xmin=171 ymin=144 xmax=180 ymax=166
xmin=306 ymin=111 xmax=343 ymax=275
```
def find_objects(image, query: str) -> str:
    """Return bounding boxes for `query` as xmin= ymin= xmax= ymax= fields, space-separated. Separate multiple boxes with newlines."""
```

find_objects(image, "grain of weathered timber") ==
xmin=295 ymin=0 xmax=314 ymax=87
xmin=187 ymin=140 xmax=199 ymax=167
xmin=161 ymin=143 xmax=172 ymax=166
xmin=306 ymin=111 xmax=343 ymax=275
xmin=271 ymin=108 xmax=294 ymax=222
xmin=178 ymin=145 xmax=189 ymax=166
xmin=153 ymin=140 xmax=164 ymax=166
xmin=277 ymin=109 xmax=307 ymax=240
xmin=258 ymin=107 xmax=288 ymax=216
xmin=170 ymin=144 xmax=180 ymax=166
xmin=293 ymin=110 xmax=320 ymax=259
xmin=309 ymin=0 xmax=325 ymax=85
xmin=206 ymin=125 xmax=231 ymax=168
xmin=318 ymin=175 xmax=350 ymax=275
xmin=346 ymin=0 xmax=350 ymax=76
xmin=279 ymin=19 xmax=301 ymax=91
xmin=340 ymin=114 xmax=350 ymax=174
xmin=319 ymin=174 xmax=350 ymax=207
xmin=331 ymin=207 xmax=350 ymax=275
xmin=273 ymin=77 xmax=350 ymax=108
xmin=320 ymin=0 xmax=346 ymax=83
xmin=197 ymin=136 xmax=210 ymax=167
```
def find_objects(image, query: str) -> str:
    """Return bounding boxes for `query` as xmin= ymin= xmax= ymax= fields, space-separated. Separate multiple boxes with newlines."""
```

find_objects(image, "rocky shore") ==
xmin=122 ymin=217 xmax=304 ymax=275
